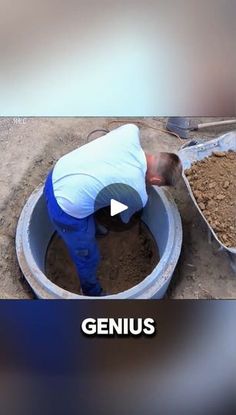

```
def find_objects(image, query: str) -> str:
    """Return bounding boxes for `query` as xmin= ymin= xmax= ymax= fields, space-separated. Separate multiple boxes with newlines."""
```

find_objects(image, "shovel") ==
xmin=166 ymin=117 xmax=236 ymax=139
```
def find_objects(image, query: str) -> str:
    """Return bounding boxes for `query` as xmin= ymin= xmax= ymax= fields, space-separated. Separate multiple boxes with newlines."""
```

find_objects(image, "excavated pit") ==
xmin=45 ymin=222 xmax=159 ymax=295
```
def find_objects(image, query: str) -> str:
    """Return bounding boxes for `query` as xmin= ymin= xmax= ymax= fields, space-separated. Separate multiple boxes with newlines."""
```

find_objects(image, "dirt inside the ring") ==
xmin=185 ymin=151 xmax=236 ymax=248
xmin=45 ymin=222 xmax=159 ymax=295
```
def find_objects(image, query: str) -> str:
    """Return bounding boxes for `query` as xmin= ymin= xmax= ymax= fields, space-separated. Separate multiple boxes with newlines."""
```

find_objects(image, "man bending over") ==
xmin=44 ymin=124 xmax=182 ymax=296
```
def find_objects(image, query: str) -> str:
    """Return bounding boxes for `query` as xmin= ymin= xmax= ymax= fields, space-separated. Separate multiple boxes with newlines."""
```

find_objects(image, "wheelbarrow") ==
xmin=178 ymin=131 xmax=236 ymax=272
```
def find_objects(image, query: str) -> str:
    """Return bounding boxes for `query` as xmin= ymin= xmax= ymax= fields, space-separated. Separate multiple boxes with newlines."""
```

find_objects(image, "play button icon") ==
xmin=94 ymin=182 xmax=144 ymax=232
xmin=110 ymin=199 xmax=128 ymax=217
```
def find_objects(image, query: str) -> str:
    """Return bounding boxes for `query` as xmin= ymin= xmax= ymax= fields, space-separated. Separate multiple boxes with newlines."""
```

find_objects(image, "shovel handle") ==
xmin=197 ymin=119 xmax=236 ymax=130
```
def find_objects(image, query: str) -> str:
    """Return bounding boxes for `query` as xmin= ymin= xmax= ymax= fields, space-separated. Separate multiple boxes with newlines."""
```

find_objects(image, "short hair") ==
xmin=156 ymin=152 xmax=182 ymax=186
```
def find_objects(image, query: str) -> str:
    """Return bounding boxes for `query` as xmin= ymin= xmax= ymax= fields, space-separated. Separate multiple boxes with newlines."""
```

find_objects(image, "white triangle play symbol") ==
xmin=110 ymin=199 xmax=128 ymax=217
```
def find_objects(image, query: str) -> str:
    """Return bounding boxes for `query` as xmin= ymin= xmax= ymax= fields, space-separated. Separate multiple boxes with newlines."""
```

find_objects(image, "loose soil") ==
xmin=45 ymin=222 xmax=159 ymax=295
xmin=185 ymin=151 xmax=236 ymax=248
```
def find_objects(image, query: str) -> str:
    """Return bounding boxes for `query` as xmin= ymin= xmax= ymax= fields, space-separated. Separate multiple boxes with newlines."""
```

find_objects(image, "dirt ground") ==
xmin=46 ymin=223 xmax=158 ymax=295
xmin=0 ymin=117 xmax=236 ymax=299
xmin=185 ymin=151 xmax=236 ymax=248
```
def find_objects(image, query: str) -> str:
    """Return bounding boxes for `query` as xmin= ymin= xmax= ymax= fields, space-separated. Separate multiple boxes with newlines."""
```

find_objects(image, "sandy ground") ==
xmin=0 ymin=117 xmax=235 ymax=299
xmin=46 ymin=222 xmax=158 ymax=295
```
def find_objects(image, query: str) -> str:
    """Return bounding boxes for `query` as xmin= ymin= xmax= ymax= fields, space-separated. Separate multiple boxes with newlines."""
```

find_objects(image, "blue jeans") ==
xmin=44 ymin=172 xmax=102 ymax=296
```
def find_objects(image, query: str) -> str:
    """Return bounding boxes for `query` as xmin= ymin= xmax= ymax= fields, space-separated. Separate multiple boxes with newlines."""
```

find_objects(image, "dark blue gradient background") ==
xmin=0 ymin=301 xmax=235 ymax=414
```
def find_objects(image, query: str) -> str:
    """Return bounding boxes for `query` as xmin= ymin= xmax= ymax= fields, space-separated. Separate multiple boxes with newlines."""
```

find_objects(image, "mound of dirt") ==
xmin=185 ymin=151 xmax=236 ymax=248
xmin=45 ymin=222 xmax=159 ymax=295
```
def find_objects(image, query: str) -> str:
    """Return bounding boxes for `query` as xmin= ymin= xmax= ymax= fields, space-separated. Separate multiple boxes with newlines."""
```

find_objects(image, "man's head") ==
xmin=145 ymin=152 xmax=182 ymax=186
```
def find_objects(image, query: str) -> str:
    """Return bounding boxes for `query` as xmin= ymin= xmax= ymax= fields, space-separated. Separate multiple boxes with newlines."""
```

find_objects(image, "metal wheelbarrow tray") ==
xmin=178 ymin=131 xmax=236 ymax=272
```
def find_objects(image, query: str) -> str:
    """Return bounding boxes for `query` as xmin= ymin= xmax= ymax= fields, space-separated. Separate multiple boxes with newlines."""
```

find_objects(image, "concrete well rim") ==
xmin=16 ymin=185 xmax=182 ymax=299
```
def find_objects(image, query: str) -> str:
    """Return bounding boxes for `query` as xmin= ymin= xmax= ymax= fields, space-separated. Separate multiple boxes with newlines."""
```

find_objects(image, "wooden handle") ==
xmin=197 ymin=119 xmax=236 ymax=129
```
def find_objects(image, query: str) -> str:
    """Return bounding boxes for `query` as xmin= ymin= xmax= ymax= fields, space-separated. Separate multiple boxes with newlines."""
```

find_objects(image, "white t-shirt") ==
xmin=52 ymin=124 xmax=148 ymax=221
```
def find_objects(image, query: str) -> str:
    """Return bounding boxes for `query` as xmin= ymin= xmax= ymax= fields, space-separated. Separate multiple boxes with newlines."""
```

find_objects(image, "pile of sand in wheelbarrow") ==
xmin=185 ymin=151 xmax=236 ymax=248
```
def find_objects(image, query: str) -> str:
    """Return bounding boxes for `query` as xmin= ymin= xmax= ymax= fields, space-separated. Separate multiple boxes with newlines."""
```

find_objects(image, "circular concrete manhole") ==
xmin=16 ymin=185 xmax=182 ymax=299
